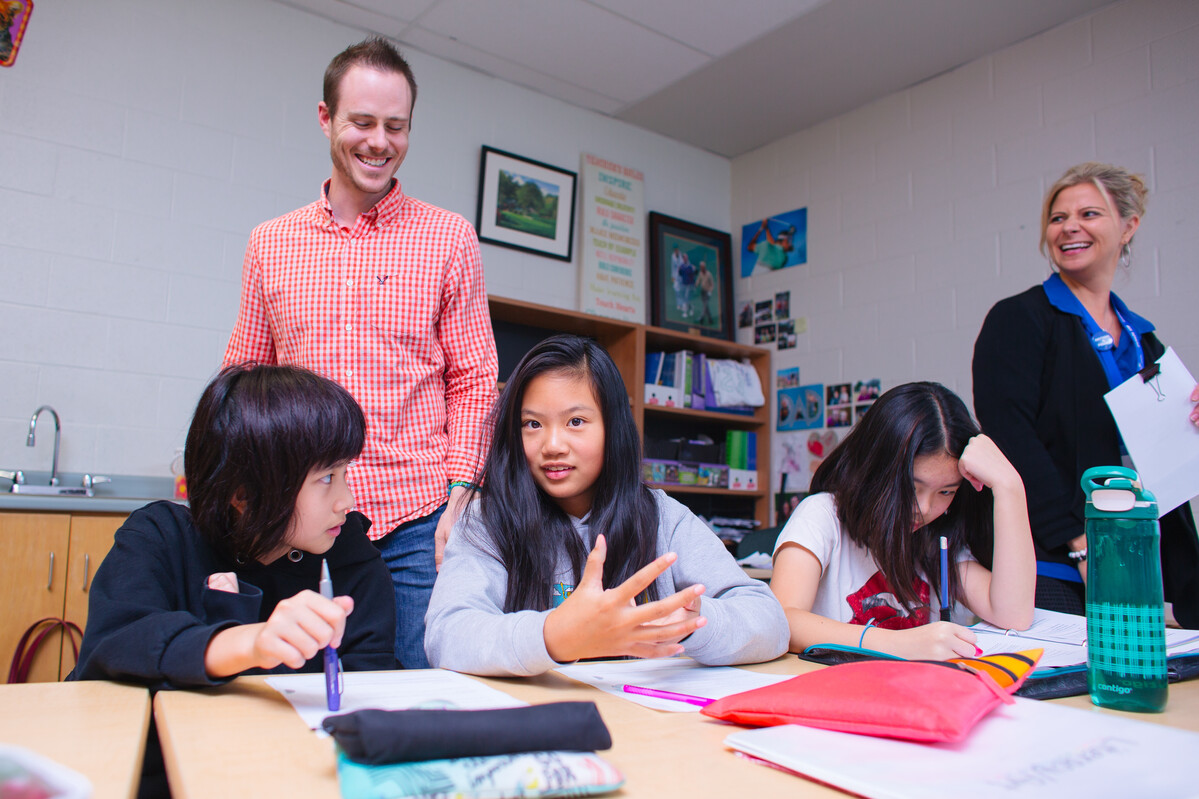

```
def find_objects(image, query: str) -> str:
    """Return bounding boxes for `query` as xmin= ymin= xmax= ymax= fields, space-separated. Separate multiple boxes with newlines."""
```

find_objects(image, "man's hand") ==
xmin=435 ymin=485 xmax=471 ymax=570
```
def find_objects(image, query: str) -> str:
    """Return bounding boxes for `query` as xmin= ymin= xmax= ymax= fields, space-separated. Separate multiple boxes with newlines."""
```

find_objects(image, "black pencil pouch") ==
xmin=322 ymin=701 xmax=612 ymax=765
xmin=1017 ymin=651 xmax=1199 ymax=700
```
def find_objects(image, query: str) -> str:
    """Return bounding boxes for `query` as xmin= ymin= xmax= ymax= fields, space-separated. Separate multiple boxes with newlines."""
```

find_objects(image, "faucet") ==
xmin=27 ymin=405 xmax=61 ymax=486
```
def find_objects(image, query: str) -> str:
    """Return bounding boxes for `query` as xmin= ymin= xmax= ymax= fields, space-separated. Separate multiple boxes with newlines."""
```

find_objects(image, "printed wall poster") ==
xmin=778 ymin=383 xmax=824 ymax=432
xmin=741 ymin=207 xmax=808 ymax=278
xmin=579 ymin=153 xmax=645 ymax=323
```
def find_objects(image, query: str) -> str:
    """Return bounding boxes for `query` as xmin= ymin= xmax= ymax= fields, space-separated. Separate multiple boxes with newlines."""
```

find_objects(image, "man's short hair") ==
xmin=323 ymin=37 xmax=418 ymax=117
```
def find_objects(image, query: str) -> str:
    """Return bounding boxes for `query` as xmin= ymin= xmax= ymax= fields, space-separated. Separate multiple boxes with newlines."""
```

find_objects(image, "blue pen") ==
xmin=939 ymin=536 xmax=950 ymax=622
xmin=319 ymin=558 xmax=343 ymax=712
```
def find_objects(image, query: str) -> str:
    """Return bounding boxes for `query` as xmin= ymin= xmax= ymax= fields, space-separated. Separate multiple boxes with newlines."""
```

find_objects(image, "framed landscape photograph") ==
xmin=648 ymin=212 xmax=734 ymax=340
xmin=476 ymin=146 xmax=577 ymax=261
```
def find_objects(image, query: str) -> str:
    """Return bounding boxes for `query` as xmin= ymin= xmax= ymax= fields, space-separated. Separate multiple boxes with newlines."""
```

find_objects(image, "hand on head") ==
xmin=957 ymin=434 xmax=1022 ymax=494
xmin=542 ymin=534 xmax=705 ymax=663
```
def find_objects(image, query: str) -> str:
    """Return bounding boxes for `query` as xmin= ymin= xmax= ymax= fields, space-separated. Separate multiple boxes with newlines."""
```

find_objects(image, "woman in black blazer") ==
xmin=973 ymin=162 xmax=1199 ymax=627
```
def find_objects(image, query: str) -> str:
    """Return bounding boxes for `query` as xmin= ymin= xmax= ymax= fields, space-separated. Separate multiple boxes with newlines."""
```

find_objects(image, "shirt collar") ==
xmin=316 ymin=178 xmax=406 ymax=227
xmin=1041 ymin=273 xmax=1155 ymax=336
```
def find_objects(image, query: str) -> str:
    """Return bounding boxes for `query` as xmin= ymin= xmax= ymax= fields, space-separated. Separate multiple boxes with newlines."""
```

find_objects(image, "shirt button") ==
xmin=346 ymin=279 xmax=353 ymax=288
xmin=345 ymin=323 xmax=352 ymax=332
xmin=346 ymin=369 xmax=353 ymax=378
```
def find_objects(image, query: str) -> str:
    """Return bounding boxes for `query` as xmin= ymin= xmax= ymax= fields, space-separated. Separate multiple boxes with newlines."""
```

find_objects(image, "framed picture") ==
xmin=648 ymin=212 xmax=734 ymax=340
xmin=475 ymin=146 xmax=577 ymax=262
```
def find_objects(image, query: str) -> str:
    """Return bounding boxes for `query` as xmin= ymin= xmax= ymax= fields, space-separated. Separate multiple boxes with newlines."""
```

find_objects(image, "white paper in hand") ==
xmin=1103 ymin=347 xmax=1199 ymax=516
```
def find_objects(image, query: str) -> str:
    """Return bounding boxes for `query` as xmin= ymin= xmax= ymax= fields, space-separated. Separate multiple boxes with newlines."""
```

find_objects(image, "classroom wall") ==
xmin=730 ymin=0 xmax=1199 ymax=501
xmin=0 ymin=0 xmax=729 ymax=477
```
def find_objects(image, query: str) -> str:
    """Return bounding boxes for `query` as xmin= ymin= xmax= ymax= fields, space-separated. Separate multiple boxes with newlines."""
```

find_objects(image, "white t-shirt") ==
xmin=773 ymin=493 xmax=973 ymax=629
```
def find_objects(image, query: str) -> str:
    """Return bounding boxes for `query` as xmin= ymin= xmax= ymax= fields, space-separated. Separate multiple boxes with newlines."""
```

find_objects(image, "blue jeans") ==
xmin=374 ymin=504 xmax=444 ymax=669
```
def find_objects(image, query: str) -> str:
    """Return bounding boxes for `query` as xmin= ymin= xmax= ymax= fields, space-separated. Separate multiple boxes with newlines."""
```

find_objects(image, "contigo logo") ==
xmin=1097 ymin=683 xmax=1132 ymax=695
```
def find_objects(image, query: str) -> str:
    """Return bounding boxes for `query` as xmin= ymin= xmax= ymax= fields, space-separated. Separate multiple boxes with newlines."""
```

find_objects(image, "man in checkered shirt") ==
xmin=224 ymin=38 xmax=498 ymax=669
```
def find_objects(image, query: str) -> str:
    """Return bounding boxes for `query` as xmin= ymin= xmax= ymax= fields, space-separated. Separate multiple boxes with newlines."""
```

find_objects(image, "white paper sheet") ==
xmin=1104 ymin=347 xmax=1199 ymax=516
xmin=725 ymin=697 xmax=1199 ymax=799
xmin=266 ymin=670 xmax=525 ymax=729
xmin=970 ymin=608 xmax=1199 ymax=668
xmin=554 ymin=657 xmax=789 ymax=712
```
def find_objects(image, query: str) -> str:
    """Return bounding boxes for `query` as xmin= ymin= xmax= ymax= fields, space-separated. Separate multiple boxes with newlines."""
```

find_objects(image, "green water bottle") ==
xmin=1081 ymin=466 xmax=1167 ymax=712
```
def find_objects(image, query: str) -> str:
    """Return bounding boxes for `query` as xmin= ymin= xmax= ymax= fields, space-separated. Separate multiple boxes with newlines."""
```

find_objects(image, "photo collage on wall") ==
xmin=739 ymin=290 xmax=800 ymax=351
xmin=773 ymin=373 xmax=881 ymax=515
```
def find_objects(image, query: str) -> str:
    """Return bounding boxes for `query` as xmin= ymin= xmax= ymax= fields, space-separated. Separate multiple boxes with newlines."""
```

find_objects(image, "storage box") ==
xmin=678 ymin=440 xmax=723 ymax=463
xmin=645 ymin=384 xmax=683 ymax=408
xmin=728 ymin=469 xmax=758 ymax=491
xmin=676 ymin=462 xmax=699 ymax=485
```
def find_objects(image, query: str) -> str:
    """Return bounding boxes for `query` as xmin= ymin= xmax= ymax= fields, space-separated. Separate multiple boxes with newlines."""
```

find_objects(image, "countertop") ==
xmin=0 ymin=471 xmax=180 ymax=514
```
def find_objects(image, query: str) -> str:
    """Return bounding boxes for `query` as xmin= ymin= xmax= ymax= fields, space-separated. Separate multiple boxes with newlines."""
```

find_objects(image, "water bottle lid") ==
xmin=1081 ymin=466 xmax=1158 ymax=519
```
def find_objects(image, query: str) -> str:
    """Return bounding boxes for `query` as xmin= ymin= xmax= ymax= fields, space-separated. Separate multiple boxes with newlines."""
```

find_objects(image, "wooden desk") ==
xmin=0 ymin=680 xmax=150 ymax=799
xmin=155 ymin=659 xmax=1199 ymax=798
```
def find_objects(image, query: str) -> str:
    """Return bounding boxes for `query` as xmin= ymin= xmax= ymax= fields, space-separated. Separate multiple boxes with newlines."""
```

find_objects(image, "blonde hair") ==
xmin=1038 ymin=162 xmax=1148 ymax=262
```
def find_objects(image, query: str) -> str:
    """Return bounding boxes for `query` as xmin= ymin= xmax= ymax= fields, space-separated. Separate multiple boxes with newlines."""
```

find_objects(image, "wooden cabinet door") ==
xmin=0 ymin=512 xmax=71 ymax=683
xmin=61 ymin=513 xmax=125 ymax=679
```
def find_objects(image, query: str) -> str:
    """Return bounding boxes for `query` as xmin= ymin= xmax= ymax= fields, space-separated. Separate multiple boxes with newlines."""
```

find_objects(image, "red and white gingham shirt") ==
xmin=224 ymin=181 xmax=497 ymax=537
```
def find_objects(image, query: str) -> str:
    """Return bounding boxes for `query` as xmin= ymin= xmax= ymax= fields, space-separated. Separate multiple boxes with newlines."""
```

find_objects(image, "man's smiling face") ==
xmin=319 ymin=65 xmax=412 ymax=217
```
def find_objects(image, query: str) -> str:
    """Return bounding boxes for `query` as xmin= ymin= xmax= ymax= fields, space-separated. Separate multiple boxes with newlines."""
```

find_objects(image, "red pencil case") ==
xmin=702 ymin=650 xmax=1041 ymax=743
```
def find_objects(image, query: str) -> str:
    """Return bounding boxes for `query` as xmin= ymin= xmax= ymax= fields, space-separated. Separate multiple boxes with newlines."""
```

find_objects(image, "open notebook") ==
xmin=971 ymin=608 xmax=1199 ymax=670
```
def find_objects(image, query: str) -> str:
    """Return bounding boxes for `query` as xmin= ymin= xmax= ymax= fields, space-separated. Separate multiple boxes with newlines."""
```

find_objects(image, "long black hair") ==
xmin=186 ymin=363 xmax=366 ymax=563
xmin=811 ymin=381 xmax=993 ymax=610
xmin=467 ymin=334 xmax=659 ymax=612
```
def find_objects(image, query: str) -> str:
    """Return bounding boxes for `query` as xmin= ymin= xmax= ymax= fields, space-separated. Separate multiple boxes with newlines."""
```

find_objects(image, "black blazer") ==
xmin=973 ymin=285 xmax=1198 ymax=627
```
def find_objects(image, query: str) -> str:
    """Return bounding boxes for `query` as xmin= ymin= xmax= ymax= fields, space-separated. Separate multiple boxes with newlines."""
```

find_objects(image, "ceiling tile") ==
xmin=339 ymin=0 xmax=439 ymax=22
xmin=587 ymin=0 xmax=829 ymax=56
xmin=272 ymin=0 xmax=411 ymax=36
xmin=415 ymin=0 xmax=711 ymax=104
xmin=402 ymin=26 xmax=625 ymax=114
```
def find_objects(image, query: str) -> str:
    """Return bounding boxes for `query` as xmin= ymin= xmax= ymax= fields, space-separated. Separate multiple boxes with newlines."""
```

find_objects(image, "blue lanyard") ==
xmin=1042 ymin=274 xmax=1144 ymax=390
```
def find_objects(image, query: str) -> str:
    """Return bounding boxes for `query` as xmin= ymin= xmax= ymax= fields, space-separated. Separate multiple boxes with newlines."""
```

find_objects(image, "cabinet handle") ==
xmin=82 ymin=553 xmax=91 ymax=591
xmin=47 ymin=551 xmax=54 ymax=590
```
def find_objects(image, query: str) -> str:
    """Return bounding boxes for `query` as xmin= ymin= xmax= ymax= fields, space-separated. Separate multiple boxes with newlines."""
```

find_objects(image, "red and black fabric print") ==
xmin=846 ymin=570 xmax=930 ymax=629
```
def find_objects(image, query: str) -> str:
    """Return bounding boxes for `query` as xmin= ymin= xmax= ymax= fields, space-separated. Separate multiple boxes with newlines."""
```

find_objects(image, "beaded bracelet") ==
xmin=447 ymin=480 xmax=473 ymax=493
xmin=1067 ymin=548 xmax=1088 ymax=563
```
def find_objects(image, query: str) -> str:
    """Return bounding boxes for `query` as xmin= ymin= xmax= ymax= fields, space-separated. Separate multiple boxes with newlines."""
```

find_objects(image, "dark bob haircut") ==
xmin=185 ymin=363 xmax=366 ymax=563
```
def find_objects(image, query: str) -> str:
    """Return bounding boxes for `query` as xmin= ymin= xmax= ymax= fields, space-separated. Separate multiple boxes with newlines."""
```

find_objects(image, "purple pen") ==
xmin=622 ymin=684 xmax=714 ymax=707
xmin=319 ymin=559 xmax=342 ymax=712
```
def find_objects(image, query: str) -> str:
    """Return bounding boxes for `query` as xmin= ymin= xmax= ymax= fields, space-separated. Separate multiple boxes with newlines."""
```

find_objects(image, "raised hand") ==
xmin=542 ymin=534 xmax=706 ymax=663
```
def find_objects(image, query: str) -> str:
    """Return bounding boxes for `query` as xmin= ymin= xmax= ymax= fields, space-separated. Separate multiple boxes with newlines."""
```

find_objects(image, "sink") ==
xmin=9 ymin=484 xmax=95 ymax=497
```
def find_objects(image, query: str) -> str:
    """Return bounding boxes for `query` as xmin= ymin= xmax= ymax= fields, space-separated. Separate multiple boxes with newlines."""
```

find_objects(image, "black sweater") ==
xmin=69 ymin=501 xmax=397 ymax=689
xmin=973 ymin=285 xmax=1199 ymax=627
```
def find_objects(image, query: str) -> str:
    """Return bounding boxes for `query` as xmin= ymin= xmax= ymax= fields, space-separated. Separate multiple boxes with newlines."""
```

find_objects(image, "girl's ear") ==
xmin=230 ymin=488 xmax=248 ymax=515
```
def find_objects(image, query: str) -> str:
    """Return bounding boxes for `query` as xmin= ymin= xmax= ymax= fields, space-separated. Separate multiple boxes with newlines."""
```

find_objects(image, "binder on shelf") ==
xmin=690 ymin=352 xmax=707 ymax=410
xmin=725 ymin=431 xmax=757 ymax=470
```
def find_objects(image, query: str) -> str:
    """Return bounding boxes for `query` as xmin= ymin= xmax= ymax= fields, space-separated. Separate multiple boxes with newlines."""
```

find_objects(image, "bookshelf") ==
xmin=489 ymin=295 xmax=772 ymax=528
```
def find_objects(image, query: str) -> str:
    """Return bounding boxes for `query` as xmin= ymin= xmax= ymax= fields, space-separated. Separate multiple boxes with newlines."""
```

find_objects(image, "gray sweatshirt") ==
xmin=425 ymin=489 xmax=789 ymax=676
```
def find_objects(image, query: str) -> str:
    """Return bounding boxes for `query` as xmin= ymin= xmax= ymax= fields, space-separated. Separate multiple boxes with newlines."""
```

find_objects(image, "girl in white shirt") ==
xmin=771 ymin=382 xmax=1035 ymax=660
